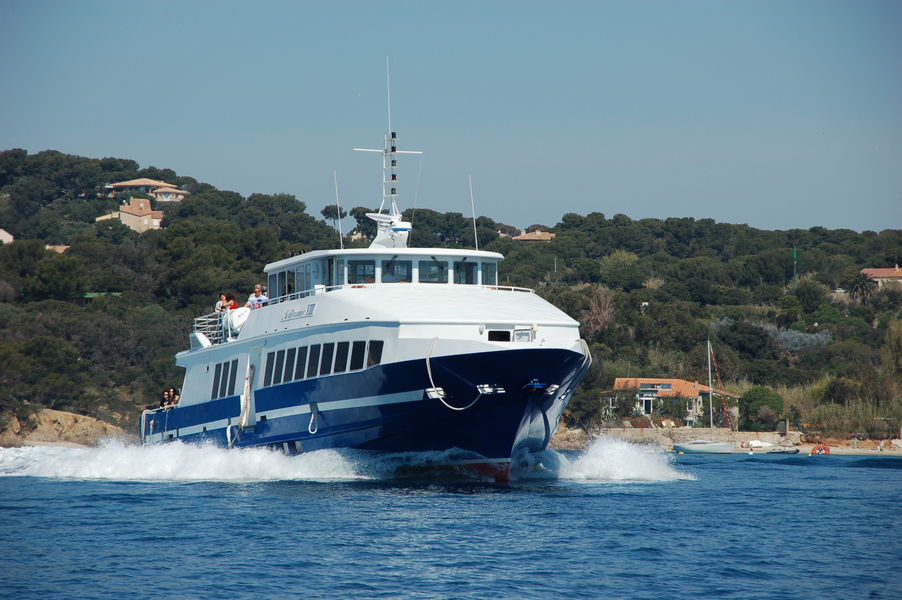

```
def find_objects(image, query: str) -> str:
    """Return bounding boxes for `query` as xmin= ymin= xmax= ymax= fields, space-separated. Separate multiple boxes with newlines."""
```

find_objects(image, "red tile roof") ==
xmin=861 ymin=266 xmax=902 ymax=280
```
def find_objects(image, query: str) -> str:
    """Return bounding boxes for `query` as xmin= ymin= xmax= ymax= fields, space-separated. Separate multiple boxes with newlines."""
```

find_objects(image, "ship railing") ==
xmin=192 ymin=283 xmax=535 ymax=344
xmin=193 ymin=313 xmax=224 ymax=341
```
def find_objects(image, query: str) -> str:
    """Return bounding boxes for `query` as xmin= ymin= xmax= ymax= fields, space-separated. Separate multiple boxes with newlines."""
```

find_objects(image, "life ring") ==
xmin=812 ymin=443 xmax=830 ymax=455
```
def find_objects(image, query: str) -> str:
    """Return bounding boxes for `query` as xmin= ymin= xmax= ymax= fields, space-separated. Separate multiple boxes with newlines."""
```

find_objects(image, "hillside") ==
xmin=1 ymin=148 xmax=900 ymax=439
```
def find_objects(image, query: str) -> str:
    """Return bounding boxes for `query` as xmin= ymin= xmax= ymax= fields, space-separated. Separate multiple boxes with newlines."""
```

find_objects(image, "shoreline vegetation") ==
xmin=0 ymin=148 xmax=899 ymax=445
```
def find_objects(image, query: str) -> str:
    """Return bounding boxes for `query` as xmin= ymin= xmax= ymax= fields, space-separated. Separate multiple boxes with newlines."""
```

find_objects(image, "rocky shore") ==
xmin=0 ymin=408 xmax=128 ymax=448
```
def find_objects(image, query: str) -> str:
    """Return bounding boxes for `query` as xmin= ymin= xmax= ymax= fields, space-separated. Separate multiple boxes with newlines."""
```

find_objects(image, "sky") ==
xmin=1 ymin=0 xmax=901 ymax=232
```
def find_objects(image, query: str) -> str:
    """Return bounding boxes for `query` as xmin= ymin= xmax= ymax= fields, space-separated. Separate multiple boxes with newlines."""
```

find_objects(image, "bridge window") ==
xmin=382 ymin=258 xmax=412 ymax=283
xmin=349 ymin=260 xmax=376 ymax=284
xmin=454 ymin=261 xmax=477 ymax=284
xmin=482 ymin=262 xmax=497 ymax=285
xmin=419 ymin=259 xmax=448 ymax=283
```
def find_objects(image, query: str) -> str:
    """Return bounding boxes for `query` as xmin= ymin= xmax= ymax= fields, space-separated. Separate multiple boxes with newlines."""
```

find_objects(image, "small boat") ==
xmin=673 ymin=440 xmax=734 ymax=454
xmin=766 ymin=447 xmax=800 ymax=454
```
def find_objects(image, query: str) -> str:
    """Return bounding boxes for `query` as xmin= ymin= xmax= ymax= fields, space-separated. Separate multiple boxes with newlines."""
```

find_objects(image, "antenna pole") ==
xmin=333 ymin=169 xmax=344 ymax=250
xmin=386 ymin=56 xmax=392 ymax=134
xmin=468 ymin=174 xmax=478 ymax=250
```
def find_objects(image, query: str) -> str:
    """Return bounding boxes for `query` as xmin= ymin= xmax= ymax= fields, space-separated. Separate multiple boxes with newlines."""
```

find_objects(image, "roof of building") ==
xmin=118 ymin=198 xmax=162 ymax=218
xmin=612 ymin=377 xmax=741 ymax=399
xmin=106 ymin=178 xmax=177 ymax=189
xmin=45 ymin=245 xmax=70 ymax=254
xmin=513 ymin=230 xmax=556 ymax=241
xmin=861 ymin=266 xmax=902 ymax=280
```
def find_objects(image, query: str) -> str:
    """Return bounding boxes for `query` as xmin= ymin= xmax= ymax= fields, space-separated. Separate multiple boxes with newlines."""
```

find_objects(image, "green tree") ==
xmin=23 ymin=255 xmax=88 ymax=300
xmin=320 ymin=204 xmax=348 ymax=228
xmin=845 ymin=272 xmax=878 ymax=304
xmin=792 ymin=279 xmax=828 ymax=313
xmin=718 ymin=321 xmax=777 ymax=360
xmin=740 ymin=387 xmax=784 ymax=431
xmin=598 ymin=250 xmax=643 ymax=290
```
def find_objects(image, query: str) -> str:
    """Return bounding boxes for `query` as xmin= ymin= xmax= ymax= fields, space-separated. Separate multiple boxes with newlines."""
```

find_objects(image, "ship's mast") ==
xmin=354 ymin=59 xmax=422 ymax=248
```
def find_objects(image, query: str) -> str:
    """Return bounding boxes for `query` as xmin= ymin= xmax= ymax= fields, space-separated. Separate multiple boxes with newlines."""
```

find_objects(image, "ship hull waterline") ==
xmin=142 ymin=347 xmax=588 ymax=481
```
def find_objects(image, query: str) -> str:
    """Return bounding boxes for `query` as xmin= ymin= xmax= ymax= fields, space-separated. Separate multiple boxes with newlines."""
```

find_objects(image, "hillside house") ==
xmin=513 ymin=230 xmax=556 ymax=242
xmin=95 ymin=198 xmax=164 ymax=233
xmin=612 ymin=377 xmax=740 ymax=426
xmin=105 ymin=178 xmax=189 ymax=202
xmin=861 ymin=265 xmax=902 ymax=288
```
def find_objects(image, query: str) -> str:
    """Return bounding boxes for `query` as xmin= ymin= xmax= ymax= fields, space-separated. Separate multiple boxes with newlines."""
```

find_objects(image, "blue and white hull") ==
xmin=143 ymin=346 xmax=587 ymax=465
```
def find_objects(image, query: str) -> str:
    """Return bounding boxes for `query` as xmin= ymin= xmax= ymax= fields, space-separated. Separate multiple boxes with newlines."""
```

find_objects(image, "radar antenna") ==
xmin=354 ymin=58 xmax=423 ymax=248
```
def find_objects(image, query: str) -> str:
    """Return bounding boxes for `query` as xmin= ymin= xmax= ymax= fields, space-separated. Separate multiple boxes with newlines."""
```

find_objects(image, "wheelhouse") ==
xmin=264 ymin=248 xmax=504 ymax=301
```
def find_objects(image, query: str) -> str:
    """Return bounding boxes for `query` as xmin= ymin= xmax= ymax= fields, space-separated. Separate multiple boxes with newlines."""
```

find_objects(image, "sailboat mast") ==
xmin=707 ymin=338 xmax=714 ymax=428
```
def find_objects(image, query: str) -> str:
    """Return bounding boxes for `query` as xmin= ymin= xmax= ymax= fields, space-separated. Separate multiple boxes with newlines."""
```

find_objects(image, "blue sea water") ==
xmin=1 ymin=438 xmax=899 ymax=600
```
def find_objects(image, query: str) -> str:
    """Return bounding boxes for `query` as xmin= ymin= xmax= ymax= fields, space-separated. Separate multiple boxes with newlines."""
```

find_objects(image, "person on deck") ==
xmin=214 ymin=293 xmax=228 ymax=312
xmin=246 ymin=284 xmax=268 ymax=309
xmin=223 ymin=294 xmax=239 ymax=310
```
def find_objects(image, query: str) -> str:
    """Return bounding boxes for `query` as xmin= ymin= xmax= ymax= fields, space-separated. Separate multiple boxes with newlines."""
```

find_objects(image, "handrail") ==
xmin=192 ymin=282 xmax=536 ymax=345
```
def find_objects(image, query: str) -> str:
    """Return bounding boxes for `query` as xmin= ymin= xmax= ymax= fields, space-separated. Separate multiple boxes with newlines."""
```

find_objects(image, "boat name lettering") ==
xmin=282 ymin=304 xmax=316 ymax=321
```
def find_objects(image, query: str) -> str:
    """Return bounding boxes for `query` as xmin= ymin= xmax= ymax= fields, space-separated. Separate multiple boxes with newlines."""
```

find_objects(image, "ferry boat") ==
xmin=140 ymin=126 xmax=591 ymax=480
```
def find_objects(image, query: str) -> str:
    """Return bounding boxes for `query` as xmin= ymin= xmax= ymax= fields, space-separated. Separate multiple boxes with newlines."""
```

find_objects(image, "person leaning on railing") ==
xmin=246 ymin=283 xmax=269 ymax=309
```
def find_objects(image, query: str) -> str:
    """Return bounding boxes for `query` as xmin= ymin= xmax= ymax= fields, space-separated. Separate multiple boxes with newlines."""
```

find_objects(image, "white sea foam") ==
xmin=0 ymin=440 xmax=366 ymax=482
xmin=0 ymin=436 xmax=693 ymax=483
xmin=513 ymin=436 xmax=695 ymax=482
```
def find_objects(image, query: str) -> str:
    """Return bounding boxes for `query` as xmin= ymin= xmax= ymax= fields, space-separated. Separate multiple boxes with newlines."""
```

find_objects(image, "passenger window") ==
xmin=349 ymin=260 xmax=376 ymax=284
xmin=488 ymin=330 xmax=510 ymax=342
xmin=228 ymin=359 xmax=239 ymax=395
xmin=307 ymin=345 xmax=321 ymax=378
xmin=320 ymin=343 xmax=335 ymax=375
xmin=418 ymin=259 xmax=448 ymax=283
xmin=367 ymin=340 xmax=384 ymax=367
xmin=263 ymin=352 xmax=275 ymax=387
xmin=454 ymin=261 xmax=477 ymax=284
xmin=350 ymin=341 xmax=366 ymax=370
xmin=284 ymin=348 xmax=296 ymax=381
xmin=334 ymin=342 xmax=350 ymax=373
xmin=482 ymin=262 xmax=497 ymax=286
xmin=273 ymin=350 xmax=285 ymax=385
xmin=382 ymin=259 xmax=412 ymax=283
xmin=294 ymin=347 xmax=308 ymax=380
xmin=212 ymin=362 xmax=223 ymax=399
xmin=218 ymin=360 xmax=231 ymax=398
xmin=278 ymin=271 xmax=288 ymax=298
